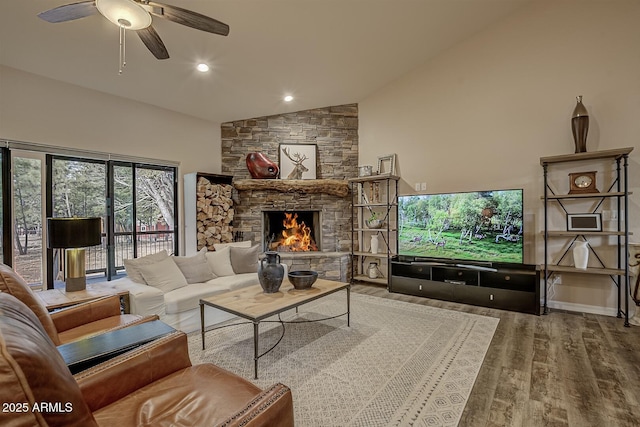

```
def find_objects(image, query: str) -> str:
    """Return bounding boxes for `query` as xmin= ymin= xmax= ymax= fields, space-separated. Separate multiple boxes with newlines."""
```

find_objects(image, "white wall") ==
xmin=0 ymin=65 xmax=222 ymax=253
xmin=359 ymin=0 xmax=640 ymax=315
xmin=0 ymin=65 xmax=221 ymax=173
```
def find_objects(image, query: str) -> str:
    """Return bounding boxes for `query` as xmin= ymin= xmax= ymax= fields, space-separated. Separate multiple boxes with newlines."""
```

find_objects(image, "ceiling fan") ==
xmin=38 ymin=0 xmax=229 ymax=71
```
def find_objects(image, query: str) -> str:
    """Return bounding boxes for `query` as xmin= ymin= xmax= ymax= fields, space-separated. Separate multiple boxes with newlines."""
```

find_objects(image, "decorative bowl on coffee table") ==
xmin=288 ymin=270 xmax=318 ymax=290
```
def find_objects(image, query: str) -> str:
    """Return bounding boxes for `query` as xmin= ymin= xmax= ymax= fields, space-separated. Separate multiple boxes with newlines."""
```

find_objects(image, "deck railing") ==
xmin=13 ymin=231 xmax=176 ymax=285
xmin=87 ymin=232 xmax=176 ymax=274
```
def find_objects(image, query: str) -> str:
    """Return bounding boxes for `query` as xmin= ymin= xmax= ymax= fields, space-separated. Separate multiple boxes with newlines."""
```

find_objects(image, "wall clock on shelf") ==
xmin=568 ymin=171 xmax=598 ymax=194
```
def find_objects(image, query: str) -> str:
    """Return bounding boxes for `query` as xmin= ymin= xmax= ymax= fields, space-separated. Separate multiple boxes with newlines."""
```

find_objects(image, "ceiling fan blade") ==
xmin=38 ymin=1 xmax=98 ymax=23
xmin=136 ymin=25 xmax=170 ymax=59
xmin=145 ymin=1 xmax=229 ymax=36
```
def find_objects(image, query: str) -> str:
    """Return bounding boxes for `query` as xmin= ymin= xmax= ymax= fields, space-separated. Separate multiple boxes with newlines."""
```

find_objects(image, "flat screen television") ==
xmin=398 ymin=189 xmax=523 ymax=264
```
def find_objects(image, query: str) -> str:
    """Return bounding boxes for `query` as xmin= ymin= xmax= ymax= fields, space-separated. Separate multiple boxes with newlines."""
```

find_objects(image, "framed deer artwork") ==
xmin=278 ymin=144 xmax=317 ymax=180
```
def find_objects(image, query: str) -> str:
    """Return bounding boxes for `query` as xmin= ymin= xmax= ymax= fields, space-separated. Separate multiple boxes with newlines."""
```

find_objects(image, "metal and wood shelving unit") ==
xmin=540 ymin=147 xmax=633 ymax=326
xmin=349 ymin=175 xmax=399 ymax=286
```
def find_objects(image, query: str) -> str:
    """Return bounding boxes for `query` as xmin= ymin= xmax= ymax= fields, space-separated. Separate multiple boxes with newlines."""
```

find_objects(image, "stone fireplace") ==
xmin=220 ymin=104 xmax=359 ymax=282
xmin=263 ymin=210 xmax=321 ymax=252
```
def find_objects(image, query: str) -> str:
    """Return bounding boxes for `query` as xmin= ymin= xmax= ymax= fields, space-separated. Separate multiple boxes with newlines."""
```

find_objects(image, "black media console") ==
xmin=390 ymin=256 xmax=540 ymax=315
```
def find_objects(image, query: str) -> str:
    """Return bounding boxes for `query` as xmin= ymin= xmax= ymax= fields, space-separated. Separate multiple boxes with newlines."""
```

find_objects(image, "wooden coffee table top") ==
xmin=200 ymin=278 xmax=350 ymax=321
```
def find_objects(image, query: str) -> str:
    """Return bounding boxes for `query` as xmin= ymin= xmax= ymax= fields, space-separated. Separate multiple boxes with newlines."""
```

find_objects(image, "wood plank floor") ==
xmin=351 ymin=283 xmax=640 ymax=427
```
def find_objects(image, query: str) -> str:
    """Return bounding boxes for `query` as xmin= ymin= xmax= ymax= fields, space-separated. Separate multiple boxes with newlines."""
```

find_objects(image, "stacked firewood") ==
xmin=196 ymin=176 xmax=234 ymax=250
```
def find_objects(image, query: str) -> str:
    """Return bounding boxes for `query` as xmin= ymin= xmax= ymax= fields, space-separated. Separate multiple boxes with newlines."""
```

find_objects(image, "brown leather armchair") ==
xmin=0 ymin=263 xmax=156 ymax=345
xmin=0 ymin=292 xmax=294 ymax=426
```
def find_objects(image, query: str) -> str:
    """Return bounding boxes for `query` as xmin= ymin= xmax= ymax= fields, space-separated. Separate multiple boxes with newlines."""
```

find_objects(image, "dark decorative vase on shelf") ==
xmin=258 ymin=251 xmax=284 ymax=293
xmin=246 ymin=152 xmax=279 ymax=179
xmin=571 ymin=95 xmax=589 ymax=153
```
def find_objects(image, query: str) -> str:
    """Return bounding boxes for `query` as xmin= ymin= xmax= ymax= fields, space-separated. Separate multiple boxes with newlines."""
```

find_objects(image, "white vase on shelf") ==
xmin=573 ymin=241 xmax=589 ymax=270
xmin=370 ymin=233 xmax=379 ymax=254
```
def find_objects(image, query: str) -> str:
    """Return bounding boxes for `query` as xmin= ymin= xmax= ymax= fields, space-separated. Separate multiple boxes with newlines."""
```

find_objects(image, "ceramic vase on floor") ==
xmin=628 ymin=243 xmax=640 ymax=326
xmin=573 ymin=241 xmax=589 ymax=270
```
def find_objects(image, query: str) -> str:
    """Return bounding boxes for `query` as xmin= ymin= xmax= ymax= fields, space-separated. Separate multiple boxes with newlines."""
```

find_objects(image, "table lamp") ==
xmin=47 ymin=217 xmax=102 ymax=292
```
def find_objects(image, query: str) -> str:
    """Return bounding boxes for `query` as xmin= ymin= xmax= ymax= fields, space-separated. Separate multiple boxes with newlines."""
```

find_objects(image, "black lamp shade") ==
xmin=47 ymin=217 xmax=103 ymax=249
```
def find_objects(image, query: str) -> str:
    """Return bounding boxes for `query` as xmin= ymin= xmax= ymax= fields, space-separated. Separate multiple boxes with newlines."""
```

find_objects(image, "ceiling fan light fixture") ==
xmin=96 ymin=0 xmax=151 ymax=30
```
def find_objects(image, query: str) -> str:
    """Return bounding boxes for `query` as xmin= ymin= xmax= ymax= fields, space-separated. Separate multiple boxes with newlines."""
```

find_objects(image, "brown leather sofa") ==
xmin=0 ymin=263 xmax=155 ymax=344
xmin=0 ymin=292 xmax=294 ymax=426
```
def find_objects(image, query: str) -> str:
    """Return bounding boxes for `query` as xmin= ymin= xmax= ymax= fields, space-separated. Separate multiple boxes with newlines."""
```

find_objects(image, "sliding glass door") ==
xmin=0 ymin=148 xmax=8 ymax=266
xmin=12 ymin=151 xmax=45 ymax=287
xmin=2 ymin=146 xmax=178 ymax=289
xmin=49 ymin=157 xmax=107 ymax=284
xmin=111 ymin=162 xmax=177 ymax=278
xmin=49 ymin=157 xmax=178 ymax=284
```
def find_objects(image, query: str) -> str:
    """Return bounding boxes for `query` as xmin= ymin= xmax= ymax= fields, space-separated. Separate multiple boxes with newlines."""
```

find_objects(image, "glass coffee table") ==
xmin=200 ymin=278 xmax=350 ymax=378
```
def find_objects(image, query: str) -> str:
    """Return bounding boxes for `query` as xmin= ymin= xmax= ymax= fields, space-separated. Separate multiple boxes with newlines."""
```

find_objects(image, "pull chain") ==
xmin=119 ymin=25 xmax=127 ymax=74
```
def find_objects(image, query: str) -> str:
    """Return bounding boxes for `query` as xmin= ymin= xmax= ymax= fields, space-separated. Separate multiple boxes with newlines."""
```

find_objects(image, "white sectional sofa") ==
xmin=109 ymin=242 xmax=283 ymax=333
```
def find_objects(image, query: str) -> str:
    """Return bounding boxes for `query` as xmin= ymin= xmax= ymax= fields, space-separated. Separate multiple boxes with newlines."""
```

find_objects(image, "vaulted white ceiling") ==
xmin=0 ymin=0 xmax=531 ymax=123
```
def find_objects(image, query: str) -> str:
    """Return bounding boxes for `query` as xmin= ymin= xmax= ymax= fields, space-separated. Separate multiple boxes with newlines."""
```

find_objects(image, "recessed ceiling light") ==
xmin=284 ymin=95 xmax=294 ymax=102
xmin=196 ymin=63 xmax=210 ymax=72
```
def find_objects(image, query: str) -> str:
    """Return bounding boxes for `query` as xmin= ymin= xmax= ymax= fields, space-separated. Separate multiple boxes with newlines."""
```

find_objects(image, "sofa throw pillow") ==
xmin=138 ymin=257 xmax=188 ymax=293
xmin=172 ymin=248 xmax=217 ymax=284
xmin=123 ymin=250 xmax=169 ymax=284
xmin=205 ymin=246 xmax=235 ymax=277
xmin=230 ymin=245 xmax=261 ymax=274
xmin=213 ymin=240 xmax=252 ymax=251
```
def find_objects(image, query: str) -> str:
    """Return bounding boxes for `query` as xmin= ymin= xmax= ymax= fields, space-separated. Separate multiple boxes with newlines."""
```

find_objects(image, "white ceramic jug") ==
xmin=368 ymin=262 xmax=379 ymax=279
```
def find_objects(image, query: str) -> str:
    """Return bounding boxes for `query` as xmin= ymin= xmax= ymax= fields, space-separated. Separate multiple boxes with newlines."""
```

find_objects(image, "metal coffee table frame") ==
xmin=200 ymin=280 xmax=350 ymax=379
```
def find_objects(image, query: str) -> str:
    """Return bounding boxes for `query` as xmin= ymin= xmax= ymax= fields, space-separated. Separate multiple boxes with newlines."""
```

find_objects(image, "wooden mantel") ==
xmin=233 ymin=178 xmax=350 ymax=197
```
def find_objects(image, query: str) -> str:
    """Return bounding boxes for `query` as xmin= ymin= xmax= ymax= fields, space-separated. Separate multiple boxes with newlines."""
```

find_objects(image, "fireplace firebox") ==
xmin=263 ymin=210 xmax=321 ymax=252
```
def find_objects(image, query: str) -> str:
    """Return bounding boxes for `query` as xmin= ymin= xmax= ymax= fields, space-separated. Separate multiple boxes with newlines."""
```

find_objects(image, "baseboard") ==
xmin=543 ymin=299 xmax=623 ymax=317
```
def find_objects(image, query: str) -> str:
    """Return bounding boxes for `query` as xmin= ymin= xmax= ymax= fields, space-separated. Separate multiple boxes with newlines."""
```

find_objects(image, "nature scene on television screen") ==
xmin=398 ymin=189 xmax=523 ymax=263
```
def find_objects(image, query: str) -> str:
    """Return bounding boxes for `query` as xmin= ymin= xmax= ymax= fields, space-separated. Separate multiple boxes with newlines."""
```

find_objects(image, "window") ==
xmin=1 ymin=140 xmax=178 ymax=288
xmin=111 ymin=163 xmax=177 ymax=278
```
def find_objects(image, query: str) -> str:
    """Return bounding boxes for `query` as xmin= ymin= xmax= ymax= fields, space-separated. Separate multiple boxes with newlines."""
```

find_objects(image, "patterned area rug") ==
xmin=188 ymin=292 xmax=498 ymax=426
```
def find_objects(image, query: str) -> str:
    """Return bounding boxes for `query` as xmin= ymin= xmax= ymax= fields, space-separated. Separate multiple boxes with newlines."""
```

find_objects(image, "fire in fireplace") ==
xmin=263 ymin=211 xmax=320 ymax=252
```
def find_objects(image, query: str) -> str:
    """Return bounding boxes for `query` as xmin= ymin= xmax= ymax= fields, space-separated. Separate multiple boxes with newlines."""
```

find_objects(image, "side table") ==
xmin=58 ymin=320 xmax=176 ymax=374
xmin=36 ymin=283 xmax=130 ymax=314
